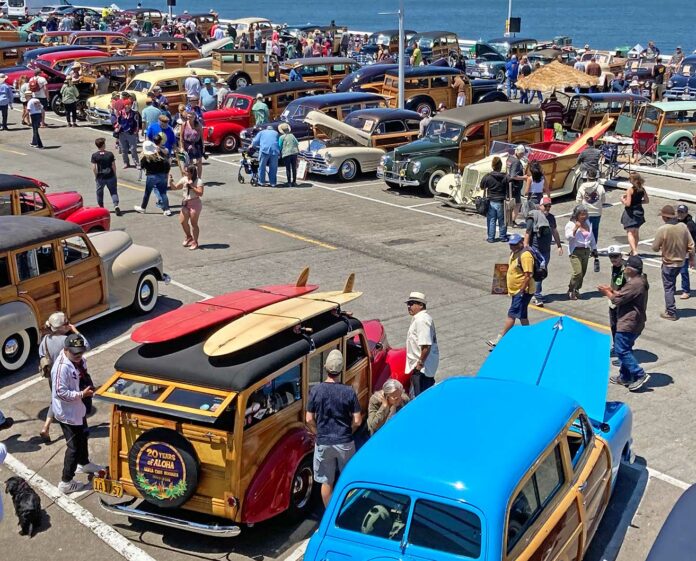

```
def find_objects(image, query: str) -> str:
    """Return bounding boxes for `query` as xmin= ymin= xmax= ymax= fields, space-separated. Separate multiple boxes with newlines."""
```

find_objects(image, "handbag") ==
xmin=38 ymin=338 xmax=52 ymax=379
xmin=474 ymin=196 xmax=490 ymax=216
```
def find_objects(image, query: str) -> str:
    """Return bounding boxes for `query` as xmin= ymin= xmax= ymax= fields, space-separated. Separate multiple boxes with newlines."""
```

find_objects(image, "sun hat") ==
xmin=47 ymin=311 xmax=68 ymax=331
xmin=278 ymin=122 xmax=291 ymax=134
xmin=514 ymin=144 xmax=526 ymax=155
xmin=324 ymin=349 xmax=344 ymax=375
xmin=405 ymin=291 xmax=427 ymax=305
xmin=64 ymin=333 xmax=87 ymax=353
xmin=629 ymin=79 xmax=640 ymax=87
xmin=626 ymin=255 xmax=643 ymax=272
xmin=659 ymin=204 xmax=676 ymax=218
xmin=507 ymin=233 xmax=523 ymax=245
xmin=142 ymin=140 xmax=158 ymax=156
xmin=606 ymin=245 xmax=622 ymax=257
xmin=256 ymin=93 xmax=263 ymax=99
xmin=216 ymin=78 xmax=227 ymax=85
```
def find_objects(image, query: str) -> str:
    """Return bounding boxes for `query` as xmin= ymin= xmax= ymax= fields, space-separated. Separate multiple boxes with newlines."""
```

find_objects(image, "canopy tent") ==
xmin=515 ymin=60 xmax=599 ymax=92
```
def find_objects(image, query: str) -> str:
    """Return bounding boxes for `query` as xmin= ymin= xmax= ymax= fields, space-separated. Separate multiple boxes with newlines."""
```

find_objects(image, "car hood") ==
xmin=478 ymin=316 xmax=610 ymax=421
xmin=46 ymin=191 xmax=82 ymax=216
xmin=394 ymin=137 xmax=457 ymax=158
xmin=88 ymin=229 xmax=132 ymax=261
xmin=304 ymin=110 xmax=371 ymax=147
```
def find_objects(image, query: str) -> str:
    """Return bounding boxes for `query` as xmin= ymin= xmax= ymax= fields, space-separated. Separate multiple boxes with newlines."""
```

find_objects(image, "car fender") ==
xmin=206 ymin=121 xmax=245 ymax=145
xmin=374 ymin=347 xmax=409 ymax=391
xmin=241 ymin=426 xmax=315 ymax=524
xmin=477 ymin=90 xmax=508 ymax=103
xmin=0 ymin=300 xmax=38 ymax=343
xmin=420 ymin=156 xmax=456 ymax=177
xmin=661 ymin=129 xmax=694 ymax=147
xmin=65 ymin=206 xmax=111 ymax=233
xmin=599 ymin=401 xmax=633 ymax=488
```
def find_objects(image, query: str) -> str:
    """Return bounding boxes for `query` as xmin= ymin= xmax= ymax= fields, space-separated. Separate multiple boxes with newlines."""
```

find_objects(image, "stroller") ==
xmin=238 ymin=151 xmax=260 ymax=186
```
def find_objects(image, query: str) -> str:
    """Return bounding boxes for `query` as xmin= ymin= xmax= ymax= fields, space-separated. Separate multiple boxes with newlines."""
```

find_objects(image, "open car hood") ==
xmin=478 ymin=316 xmax=610 ymax=420
xmin=304 ymin=110 xmax=371 ymax=147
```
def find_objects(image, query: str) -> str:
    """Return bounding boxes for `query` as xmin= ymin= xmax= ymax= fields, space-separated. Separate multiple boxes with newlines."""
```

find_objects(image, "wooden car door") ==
xmin=343 ymin=330 xmax=371 ymax=412
xmin=59 ymin=234 xmax=107 ymax=323
xmin=14 ymin=188 xmax=53 ymax=218
xmin=13 ymin=241 xmax=65 ymax=322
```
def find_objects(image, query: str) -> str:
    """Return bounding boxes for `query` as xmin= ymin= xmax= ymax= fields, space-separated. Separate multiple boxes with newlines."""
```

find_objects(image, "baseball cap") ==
xmin=64 ymin=333 xmax=87 ymax=353
xmin=405 ymin=291 xmax=427 ymax=305
xmin=606 ymin=245 xmax=622 ymax=257
xmin=204 ymin=78 xmax=211 ymax=85
xmin=677 ymin=204 xmax=688 ymax=213
xmin=324 ymin=349 xmax=344 ymax=375
xmin=508 ymin=233 xmax=523 ymax=245
xmin=47 ymin=311 xmax=68 ymax=330
xmin=626 ymin=255 xmax=643 ymax=271
xmin=540 ymin=196 xmax=552 ymax=206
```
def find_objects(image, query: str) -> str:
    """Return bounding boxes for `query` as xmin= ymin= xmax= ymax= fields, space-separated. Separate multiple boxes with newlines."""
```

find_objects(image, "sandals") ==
xmin=188 ymin=243 xmax=199 ymax=250
xmin=182 ymin=238 xmax=192 ymax=247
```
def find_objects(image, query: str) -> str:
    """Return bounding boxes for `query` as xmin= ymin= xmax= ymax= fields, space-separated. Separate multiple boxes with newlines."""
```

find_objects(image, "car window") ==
xmin=112 ymin=37 xmax=127 ymax=46
xmin=106 ymin=378 xmax=167 ymax=400
xmin=0 ymin=193 xmax=13 ymax=216
xmin=18 ymin=190 xmax=46 ymax=214
xmin=511 ymin=113 xmax=541 ymax=133
xmin=164 ymin=387 xmax=228 ymax=412
xmin=346 ymin=334 xmax=368 ymax=370
xmin=244 ymin=365 xmax=302 ymax=429
xmin=566 ymin=413 xmax=593 ymax=469
xmin=380 ymin=120 xmax=407 ymax=134
xmin=308 ymin=343 xmax=341 ymax=388
xmin=507 ymin=445 xmax=565 ymax=552
xmin=157 ymin=79 xmax=179 ymax=93
xmin=406 ymin=119 xmax=421 ymax=131
xmin=15 ymin=244 xmax=57 ymax=281
xmin=304 ymin=65 xmax=328 ymax=77
xmin=61 ymin=235 xmax=92 ymax=265
xmin=432 ymin=76 xmax=449 ymax=88
xmin=331 ymin=64 xmax=346 ymax=73
xmin=0 ymin=256 xmax=10 ymax=287
xmin=336 ymin=488 xmax=411 ymax=541
xmin=408 ymin=500 xmax=482 ymax=558
xmin=489 ymin=118 xmax=508 ymax=137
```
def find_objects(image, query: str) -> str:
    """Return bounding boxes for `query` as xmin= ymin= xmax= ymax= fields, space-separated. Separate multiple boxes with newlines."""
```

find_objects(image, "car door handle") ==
xmin=66 ymin=275 xmax=75 ymax=279
xmin=578 ymin=481 xmax=588 ymax=492
xmin=19 ymin=291 xmax=28 ymax=295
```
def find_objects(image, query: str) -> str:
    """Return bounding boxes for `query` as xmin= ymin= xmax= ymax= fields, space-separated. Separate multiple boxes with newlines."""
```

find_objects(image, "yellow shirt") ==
xmin=507 ymin=250 xmax=535 ymax=295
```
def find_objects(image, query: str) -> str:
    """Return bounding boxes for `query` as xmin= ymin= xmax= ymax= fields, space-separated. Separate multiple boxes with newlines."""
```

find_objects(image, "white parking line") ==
xmin=284 ymin=538 xmax=309 ymax=561
xmin=169 ymin=279 xmax=213 ymax=299
xmin=406 ymin=201 xmax=442 ymax=209
xmin=555 ymin=201 xmax=623 ymax=218
xmin=4 ymin=454 xmax=156 ymax=561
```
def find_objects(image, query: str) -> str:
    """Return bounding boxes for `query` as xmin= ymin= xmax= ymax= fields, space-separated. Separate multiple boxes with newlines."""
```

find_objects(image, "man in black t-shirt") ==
xmin=306 ymin=350 xmax=362 ymax=506
xmin=90 ymin=137 xmax=121 ymax=216
xmin=652 ymin=62 xmax=667 ymax=101
xmin=524 ymin=197 xmax=563 ymax=306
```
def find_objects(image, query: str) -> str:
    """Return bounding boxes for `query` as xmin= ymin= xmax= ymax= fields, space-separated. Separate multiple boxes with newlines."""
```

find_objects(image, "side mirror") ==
xmin=374 ymin=342 xmax=383 ymax=351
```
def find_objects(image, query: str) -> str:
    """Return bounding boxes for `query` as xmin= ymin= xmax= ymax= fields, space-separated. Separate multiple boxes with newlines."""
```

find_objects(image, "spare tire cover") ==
xmin=128 ymin=428 xmax=199 ymax=508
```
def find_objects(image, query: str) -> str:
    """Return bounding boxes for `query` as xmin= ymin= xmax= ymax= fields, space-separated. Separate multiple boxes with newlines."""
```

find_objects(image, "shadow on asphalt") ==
xmin=586 ymin=462 xmax=648 ymax=561
xmin=633 ymin=372 xmax=673 ymax=393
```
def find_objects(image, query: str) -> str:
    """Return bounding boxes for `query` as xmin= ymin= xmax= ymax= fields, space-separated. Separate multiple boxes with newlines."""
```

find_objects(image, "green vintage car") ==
xmin=377 ymin=102 xmax=544 ymax=195
xmin=634 ymin=101 xmax=696 ymax=154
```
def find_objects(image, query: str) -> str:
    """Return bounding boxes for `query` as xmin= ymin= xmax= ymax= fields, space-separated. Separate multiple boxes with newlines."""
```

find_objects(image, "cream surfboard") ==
xmin=204 ymin=274 xmax=361 ymax=357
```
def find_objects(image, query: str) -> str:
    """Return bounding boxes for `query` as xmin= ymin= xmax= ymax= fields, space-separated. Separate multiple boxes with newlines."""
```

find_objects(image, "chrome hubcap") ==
xmin=341 ymin=161 xmax=356 ymax=179
xmin=140 ymin=283 xmax=152 ymax=302
xmin=3 ymin=338 xmax=19 ymax=357
xmin=292 ymin=467 xmax=313 ymax=509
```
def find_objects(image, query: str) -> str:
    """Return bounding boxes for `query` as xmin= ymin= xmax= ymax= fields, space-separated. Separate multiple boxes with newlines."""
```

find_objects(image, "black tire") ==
xmin=338 ymin=159 xmax=359 ymax=181
xmin=415 ymin=100 xmax=435 ymax=117
xmin=128 ymin=428 xmax=199 ymax=509
xmin=0 ymin=329 xmax=32 ymax=372
xmin=131 ymin=272 xmax=158 ymax=314
xmin=285 ymin=455 xmax=315 ymax=520
xmin=76 ymin=100 xmax=88 ymax=121
xmin=385 ymin=180 xmax=399 ymax=190
xmin=221 ymin=134 xmax=238 ymax=153
xmin=496 ymin=69 xmax=506 ymax=83
xmin=51 ymin=95 xmax=65 ymax=116
xmin=230 ymin=74 xmax=251 ymax=90
xmin=426 ymin=169 xmax=447 ymax=196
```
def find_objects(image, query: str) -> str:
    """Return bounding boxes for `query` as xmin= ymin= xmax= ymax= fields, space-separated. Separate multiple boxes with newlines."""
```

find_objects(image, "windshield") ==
xmin=679 ymin=63 xmax=695 ymax=76
xmin=8 ymin=0 xmax=24 ymax=7
xmin=417 ymin=37 xmax=434 ymax=49
xmin=125 ymin=79 xmax=151 ymax=92
xmin=286 ymin=103 xmax=316 ymax=121
xmin=224 ymin=95 xmax=251 ymax=111
xmin=368 ymin=33 xmax=391 ymax=46
xmin=425 ymin=120 xmax=464 ymax=142
xmin=489 ymin=42 xmax=508 ymax=57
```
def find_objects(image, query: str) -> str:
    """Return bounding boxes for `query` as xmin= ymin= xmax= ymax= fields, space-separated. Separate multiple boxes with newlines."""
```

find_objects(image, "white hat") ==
xmin=405 ymin=291 xmax=427 ymax=305
xmin=607 ymin=245 xmax=623 ymax=257
xmin=47 ymin=311 xmax=68 ymax=330
xmin=629 ymin=79 xmax=640 ymax=87
xmin=142 ymin=140 xmax=158 ymax=155
xmin=515 ymin=144 xmax=526 ymax=155
xmin=324 ymin=349 xmax=344 ymax=375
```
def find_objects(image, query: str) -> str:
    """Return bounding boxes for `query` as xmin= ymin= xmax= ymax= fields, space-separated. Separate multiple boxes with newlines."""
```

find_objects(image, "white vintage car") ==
xmin=299 ymin=109 xmax=421 ymax=181
xmin=0 ymin=216 xmax=169 ymax=371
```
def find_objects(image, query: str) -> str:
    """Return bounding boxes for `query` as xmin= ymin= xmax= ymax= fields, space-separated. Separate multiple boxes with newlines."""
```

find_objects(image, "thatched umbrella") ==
xmin=515 ymin=60 xmax=599 ymax=91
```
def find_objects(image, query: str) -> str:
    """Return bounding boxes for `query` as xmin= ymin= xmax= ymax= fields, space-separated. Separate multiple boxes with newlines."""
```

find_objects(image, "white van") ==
xmin=10 ymin=0 xmax=70 ymax=17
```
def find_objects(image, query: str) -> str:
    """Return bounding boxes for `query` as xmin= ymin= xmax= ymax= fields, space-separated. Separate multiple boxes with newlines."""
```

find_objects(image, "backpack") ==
xmin=518 ymin=246 xmax=548 ymax=282
xmin=28 ymin=77 xmax=41 ymax=92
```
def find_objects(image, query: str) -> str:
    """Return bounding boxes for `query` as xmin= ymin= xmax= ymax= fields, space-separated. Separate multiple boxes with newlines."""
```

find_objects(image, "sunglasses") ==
xmin=406 ymin=301 xmax=418 ymax=306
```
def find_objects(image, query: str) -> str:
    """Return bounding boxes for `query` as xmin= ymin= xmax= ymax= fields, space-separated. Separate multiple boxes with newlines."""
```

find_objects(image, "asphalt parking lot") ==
xmin=0 ymin=110 xmax=694 ymax=561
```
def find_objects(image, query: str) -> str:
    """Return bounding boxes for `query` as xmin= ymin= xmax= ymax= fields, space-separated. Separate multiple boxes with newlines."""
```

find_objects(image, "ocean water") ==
xmin=118 ymin=0 xmax=691 ymax=52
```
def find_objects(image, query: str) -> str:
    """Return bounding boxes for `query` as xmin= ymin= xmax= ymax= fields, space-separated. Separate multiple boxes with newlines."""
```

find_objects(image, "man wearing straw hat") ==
xmin=405 ymin=291 xmax=439 ymax=397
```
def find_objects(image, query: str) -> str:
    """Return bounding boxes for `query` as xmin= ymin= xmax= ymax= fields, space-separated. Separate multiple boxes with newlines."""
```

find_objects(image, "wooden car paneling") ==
xmin=59 ymin=234 xmax=108 ymax=323
xmin=13 ymin=241 xmax=65 ymax=321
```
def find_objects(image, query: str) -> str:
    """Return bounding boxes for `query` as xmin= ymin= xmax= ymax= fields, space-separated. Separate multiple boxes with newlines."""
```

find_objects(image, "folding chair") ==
xmin=632 ymin=131 xmax=657 ymax=164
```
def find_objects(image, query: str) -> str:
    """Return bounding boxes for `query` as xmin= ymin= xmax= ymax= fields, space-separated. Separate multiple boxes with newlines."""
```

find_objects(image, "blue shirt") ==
xmin=0 ymin=84 xmax=13 ymax=106
xmin=506 ymin=60 xmax=519 ymax=80
xmin=146 ymin=122 xmax=177 ymax=153
xmin=200 ymin=86 xmax=218 ymax=111
xmin=307 ymin=382 xmax=361 ymax=445
xmin=251 ymin=128 xmax=281 ymax=155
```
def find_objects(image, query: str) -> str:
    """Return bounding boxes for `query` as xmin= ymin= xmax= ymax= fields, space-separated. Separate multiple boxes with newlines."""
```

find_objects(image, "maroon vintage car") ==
xmin=1 ymin=175 xmax=111 ymax=233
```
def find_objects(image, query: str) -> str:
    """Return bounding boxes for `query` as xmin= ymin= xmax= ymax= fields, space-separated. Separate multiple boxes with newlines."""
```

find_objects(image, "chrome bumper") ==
xmin=378 ymin=168 xmax=421 ymax=187
xmin=99 ymin=497 xmax=241 ymax=538
xmin=86 ymin=110 xmax=112 ymax=126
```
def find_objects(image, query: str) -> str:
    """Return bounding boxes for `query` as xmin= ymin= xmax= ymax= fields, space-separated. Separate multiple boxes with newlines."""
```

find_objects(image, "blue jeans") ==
xmin=259 ymin=152 xmax=279 ymax=186
xmin=142 ymin=173 xmax=169 ymax=210
xmin=506 ymin=78 xmax=517 ymax=98
xmin=588 ymin=215 xmax=601 ymax=244
xmin=614 ymin=331 xmax=644 ymax=382
xmin=661 ymin=264 xmax=680 ymax=315
xmin=519 ymin=89 xmax=528 ymax=104
xmin=486 ymin=201 xmax=506 ymax=241
xmin=680 ymin=258 xmax=691 ymax=293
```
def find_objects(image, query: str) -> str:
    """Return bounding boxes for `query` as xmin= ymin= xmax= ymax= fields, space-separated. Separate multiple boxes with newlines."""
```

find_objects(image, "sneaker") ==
xmin=679 ymin=292 xmax=690 ymax=300
xmin=114 ymin=206 xmax=122 ymax=217
xmin=58 ymin=480 xmax=88 ymax=494
xmin=163 ymin=209 xmax=172 ymax=216
xmin=531 ymin=296 xmax=544 ymax=307
xmin=568 ymin=290 xmax=578 ymax=301
xmin=0 ymin=416 xmax=14 ymax=431
xmin=133 ymin=205 xmax=145 ymax=214
xmin=486 ymin=238 xmax=496 ymax=243
xmin=76 ymin=462 xmax=104 ymax=475
xmin=611 ymin=358 xmax=620 ymax=366
xmin=628 ymin=373 xmax=651 ymax=392
xmin=609 ymin=374 xmax=630 ymax=386
xmin=486 ymin=335 xmax=501 ymax=349
xmin=660 ymin=311 xmax=678 ymax=321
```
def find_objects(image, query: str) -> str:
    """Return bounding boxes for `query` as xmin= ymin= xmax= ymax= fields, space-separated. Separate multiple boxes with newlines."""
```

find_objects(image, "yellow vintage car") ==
xmin=85 ymin=68 xmax=223 ymax=126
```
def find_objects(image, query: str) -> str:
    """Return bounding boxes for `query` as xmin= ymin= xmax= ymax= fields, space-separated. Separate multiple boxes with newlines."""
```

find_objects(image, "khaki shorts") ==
xmin=313 ymin=442 xmax=355 ymax=485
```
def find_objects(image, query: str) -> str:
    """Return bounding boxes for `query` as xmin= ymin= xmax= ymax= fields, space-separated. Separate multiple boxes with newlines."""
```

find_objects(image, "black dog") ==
xmin=5 ymin=476 xmax=42 ymax=536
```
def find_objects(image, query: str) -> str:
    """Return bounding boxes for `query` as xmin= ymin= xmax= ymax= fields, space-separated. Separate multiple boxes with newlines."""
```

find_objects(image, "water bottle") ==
xmin=594 ymin=257 xmax=600 ymax=273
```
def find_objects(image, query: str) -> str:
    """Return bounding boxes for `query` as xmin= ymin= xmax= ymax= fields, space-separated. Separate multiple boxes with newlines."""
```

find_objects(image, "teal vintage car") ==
xmin=377 ymin=102 xmax=543 ymax=195
xmin=634 ymin=101 xmax=696 ymax=154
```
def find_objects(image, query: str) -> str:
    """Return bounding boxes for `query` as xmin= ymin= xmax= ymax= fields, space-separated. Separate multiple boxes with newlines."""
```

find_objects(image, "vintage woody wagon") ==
xmin=93 ymin=272 xmax=407 ymax=536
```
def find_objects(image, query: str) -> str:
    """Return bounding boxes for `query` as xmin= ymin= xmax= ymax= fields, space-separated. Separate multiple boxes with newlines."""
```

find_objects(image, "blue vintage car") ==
xmin=665 ymin=55 xmax=696 ymax=101
xmin=304 ymin=317 xmax=633 ymax=561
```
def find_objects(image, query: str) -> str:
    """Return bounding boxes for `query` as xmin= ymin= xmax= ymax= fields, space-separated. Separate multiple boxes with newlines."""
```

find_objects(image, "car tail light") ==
xmin=227 ymin=496 xmax=238 ymax=508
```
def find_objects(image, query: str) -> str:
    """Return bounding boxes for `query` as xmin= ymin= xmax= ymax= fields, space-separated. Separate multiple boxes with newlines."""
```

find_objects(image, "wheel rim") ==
xmin=137 ymin=274 xmax=157 ymax=312
xmin=3 ymin=336 xmax=20 ymax=361
xmin=341 ymin=160 xmax=357 ymax=180
xmin=291 ymin=466 xmax=313 ymax=510
xmin=237 ymin=77 xmax=248 ymax=88
xmin=417 ymin=104 xmax=432 ymax=117
xmin=497 ymin=70 xmax=505 ymax=82
xmin=223 ymin=136 xmax=237 ymax=152
xmin=676 ymin=139 xmax=691 ymax=153
xmin=1 ymin=330 xmax=30 ymax=371
xmin=429 ymin=170 xmax=445 ymax=194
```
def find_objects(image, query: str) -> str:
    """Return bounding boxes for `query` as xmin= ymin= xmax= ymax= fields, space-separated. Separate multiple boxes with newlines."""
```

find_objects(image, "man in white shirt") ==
xmin=405 ymin=291 xmax=439 ymax=397
xmin=27 ymin=93 xmax=44 ymax=148
xmin=575 ymin=169 xmax=606 ymax=242
xmin=184 ymin=71 xmax=201 ymax=99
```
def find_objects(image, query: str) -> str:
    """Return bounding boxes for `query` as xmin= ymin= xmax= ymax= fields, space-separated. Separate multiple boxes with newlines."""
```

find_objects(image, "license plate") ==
xmin=93 ymin=477 xmax=123 ymax=498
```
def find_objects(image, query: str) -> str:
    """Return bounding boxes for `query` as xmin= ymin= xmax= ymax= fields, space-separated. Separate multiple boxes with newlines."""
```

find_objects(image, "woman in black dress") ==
xmin=621 ymin=172 xmax=650 ymax=256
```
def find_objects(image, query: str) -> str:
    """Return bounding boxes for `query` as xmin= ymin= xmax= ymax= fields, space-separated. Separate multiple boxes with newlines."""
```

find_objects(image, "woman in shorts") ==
xmin=170 ymin=164 xmax=204 ymax=250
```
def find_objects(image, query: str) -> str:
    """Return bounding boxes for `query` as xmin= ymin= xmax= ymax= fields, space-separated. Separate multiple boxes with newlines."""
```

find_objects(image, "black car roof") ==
xmin=0 ymin=216 xmax=82 ymax=254
xmin=369 ymin=29 xmax=416 ymax=37
xmin=386 ymin=66 xmax=463 ymax=78
xmin=283 ymin=56 xmax=358 ymax=66
xmin=235 ymin=81 xmax=329 ymax=96
xmin=347 ymin=108 xmax=421 ymax=121
xmin=413 ymin=31 xmax=457 ymax=38
xmin=436 ymin=101 xmax=541 ymax=127
xmin=572 ymin=93 xmax=649 ymax=102
xmin=115 ymin=315 xmax=362 ymax=392
xmin=288 ymin=91 xmax=385 ymax=108
xmin=0 ymin=41 xmax=42 ymax=50
xmin=0 ymin=174 xmax=38 ymax=191
xmin=122 ymin=8 xmax=162 ymax=14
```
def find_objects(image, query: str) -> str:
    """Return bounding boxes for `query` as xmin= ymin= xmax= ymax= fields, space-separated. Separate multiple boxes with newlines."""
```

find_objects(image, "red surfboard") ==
xmin=132 ymin=270 xmax=317 ymax=344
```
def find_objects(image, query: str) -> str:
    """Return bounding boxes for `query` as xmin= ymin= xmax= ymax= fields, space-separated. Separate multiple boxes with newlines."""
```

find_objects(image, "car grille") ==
xmin=300 ymin=151 xmax=327 ymax=166
xmin=87 ymin=107 xmax=110 ymax=123
xmin=392 ymin=160 xmax=410 ymax=175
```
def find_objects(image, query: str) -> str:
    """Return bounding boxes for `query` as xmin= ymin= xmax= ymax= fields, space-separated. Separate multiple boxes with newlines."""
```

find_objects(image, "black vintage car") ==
xmin=358 ymin=29 xmax=418 ymax=63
